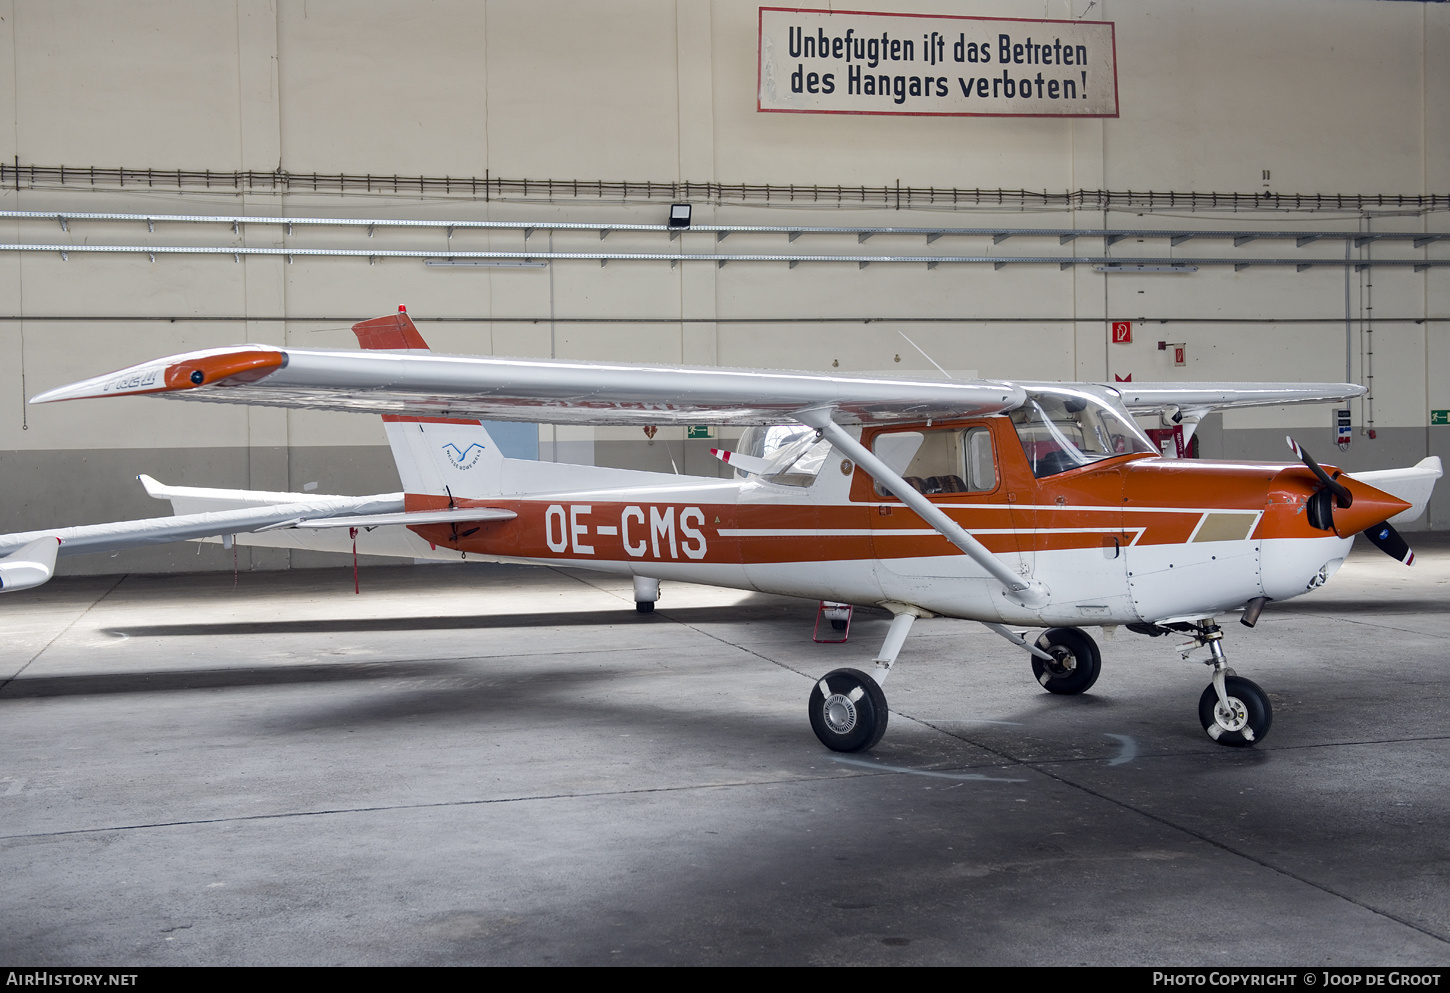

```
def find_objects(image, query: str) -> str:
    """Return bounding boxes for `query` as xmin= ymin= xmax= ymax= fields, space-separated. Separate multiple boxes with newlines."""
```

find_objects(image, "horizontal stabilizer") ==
xmin=136 ymin=473 xmax=375 ymax=514
xmin=257 ymin=507 xmax=517 ymax=532
xmin=1349 ymin=457 xmax=1444 ymax=524
xmin=1108 ymin=382 xmax=1366 ymax=413
xmin=0 ymin=536 xmax=60 ymax=592
xmin=0 ymin=495 xmax=405 ymax=560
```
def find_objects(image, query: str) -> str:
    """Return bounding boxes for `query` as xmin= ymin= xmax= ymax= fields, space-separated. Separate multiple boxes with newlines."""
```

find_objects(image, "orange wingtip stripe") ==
xmin=165 ymin=350 xmax=285 ymax=390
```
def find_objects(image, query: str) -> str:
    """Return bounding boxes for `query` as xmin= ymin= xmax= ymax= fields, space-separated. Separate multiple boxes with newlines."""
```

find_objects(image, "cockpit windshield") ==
xmin=1010 ymin=389 xmax=1156 ymax=478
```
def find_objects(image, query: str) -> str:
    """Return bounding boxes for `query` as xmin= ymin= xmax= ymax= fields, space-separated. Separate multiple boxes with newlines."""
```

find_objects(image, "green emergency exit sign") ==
xmin=686 ymin=425 xmax=715 ymax=439
xmin=1433 ymin=410 xmax=1450 ymax=425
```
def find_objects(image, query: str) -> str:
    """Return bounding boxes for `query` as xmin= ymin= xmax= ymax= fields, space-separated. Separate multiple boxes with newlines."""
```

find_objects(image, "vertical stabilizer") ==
xmin=354 ymin=308 xmax=505 ymax=500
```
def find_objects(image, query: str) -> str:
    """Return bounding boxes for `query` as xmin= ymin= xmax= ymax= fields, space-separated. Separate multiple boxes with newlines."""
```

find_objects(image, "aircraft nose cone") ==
xmin=1331 ymin=476 xmax=1412 ymax=537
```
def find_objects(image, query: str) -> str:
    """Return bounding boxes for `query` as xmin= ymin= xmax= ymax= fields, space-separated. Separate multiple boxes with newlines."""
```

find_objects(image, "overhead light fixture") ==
xmin=424 ymin=259 xmax=548 ymax=268
xmin=1094 ymin=264 xmax=1199 ymax=273
xmin=668 ymin=203 xmax=692 ymax=228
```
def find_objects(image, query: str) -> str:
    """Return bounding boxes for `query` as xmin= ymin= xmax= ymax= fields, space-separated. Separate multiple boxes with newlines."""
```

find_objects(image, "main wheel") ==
xmin=808 ymin=668 xmax=888 ymax=752
xmin=635 ymin=600 xmax=655 ymax=614
xmin=1031 ymin=627 xmax=1102 ymax=695
xmin=1198 ymin=675 xmax=1272 ymax=747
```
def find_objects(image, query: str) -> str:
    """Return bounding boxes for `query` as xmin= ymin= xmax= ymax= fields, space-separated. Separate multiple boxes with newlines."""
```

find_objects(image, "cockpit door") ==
xmin=864 ymin=421 xmax=1028 ymax=616
xmin=1002 ymin=403 xmax=1133 ymax=621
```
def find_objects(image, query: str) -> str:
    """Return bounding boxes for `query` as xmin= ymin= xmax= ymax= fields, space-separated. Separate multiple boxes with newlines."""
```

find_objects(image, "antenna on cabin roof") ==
xmin=897 ymin=331 xmax=953 ymax=380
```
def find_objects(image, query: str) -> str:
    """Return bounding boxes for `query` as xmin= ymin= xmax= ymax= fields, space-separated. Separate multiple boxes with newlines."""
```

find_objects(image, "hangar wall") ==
xmin=0 ymin=0 xmax=1445 ymax=575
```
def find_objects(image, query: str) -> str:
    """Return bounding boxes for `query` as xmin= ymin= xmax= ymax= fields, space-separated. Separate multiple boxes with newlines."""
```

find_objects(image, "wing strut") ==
xmin=793 ymin=409 xmax=1050 ymax=609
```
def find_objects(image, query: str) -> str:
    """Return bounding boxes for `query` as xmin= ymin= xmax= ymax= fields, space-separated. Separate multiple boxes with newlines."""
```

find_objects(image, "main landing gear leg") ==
xmin=808 ymin=603 xmax=929 ymax=752
xmin=633 ymin=576 xmax=660 ymax=614
xmin=1182 ymin=621 xmax=1272 ymax=747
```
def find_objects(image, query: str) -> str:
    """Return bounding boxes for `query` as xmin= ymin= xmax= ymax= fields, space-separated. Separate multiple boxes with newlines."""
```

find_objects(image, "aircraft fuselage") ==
xmin=403 ymin=415 xmax=1401 ymax=627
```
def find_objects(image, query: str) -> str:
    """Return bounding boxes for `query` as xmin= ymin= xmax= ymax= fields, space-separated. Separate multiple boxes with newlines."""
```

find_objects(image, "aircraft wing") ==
xmin=29 ymin=345 xmax=1026 ymax=426
xmin=1105 ymin=382 xmax=1366 ymax=413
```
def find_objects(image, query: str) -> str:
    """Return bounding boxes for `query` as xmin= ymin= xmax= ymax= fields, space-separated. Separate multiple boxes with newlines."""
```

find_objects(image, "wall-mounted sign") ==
xmin=1431 ymin=410 xmax=1450 ymax=425
xmin=758 ymin=7 xmax=1118 ymax=118
xmin=1111 ymin=321 xmax=1132 ymax=344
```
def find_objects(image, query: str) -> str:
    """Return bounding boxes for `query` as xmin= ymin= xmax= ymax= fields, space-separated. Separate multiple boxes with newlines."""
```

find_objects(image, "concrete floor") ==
xmin=3 ymin=537 xmax=1449 ymax=966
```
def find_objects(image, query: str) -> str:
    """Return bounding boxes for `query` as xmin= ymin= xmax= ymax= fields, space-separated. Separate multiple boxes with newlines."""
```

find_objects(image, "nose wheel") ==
xmin=1173 ymin=620 xmax=1273 ymax=746
xmin=1198 ymin=674 xmax=1272 ymax=746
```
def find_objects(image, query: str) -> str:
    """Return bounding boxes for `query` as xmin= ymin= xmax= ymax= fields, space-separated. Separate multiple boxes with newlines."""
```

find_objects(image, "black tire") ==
xmin=635 ymin=600 xmax=655 ymax=614
xmin=1031 ymin=627 xmax=1102 ymax=695
xmin=808 ymin=668 xmax=888 ymax=752
xmin=1198 ymin=675 xmax=1272 ymax=747
xmin=830 ymin=618 xmax=848 ymax=632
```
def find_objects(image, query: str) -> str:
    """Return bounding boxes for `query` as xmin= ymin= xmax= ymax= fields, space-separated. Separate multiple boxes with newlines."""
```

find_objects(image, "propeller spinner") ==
xmin=1286 ymin=436 xmax=1415 ymax=564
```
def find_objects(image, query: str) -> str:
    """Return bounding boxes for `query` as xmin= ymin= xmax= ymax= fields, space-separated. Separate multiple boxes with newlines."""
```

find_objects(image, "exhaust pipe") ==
xmin=1240 ymin=596 xmax=1269 ymax=628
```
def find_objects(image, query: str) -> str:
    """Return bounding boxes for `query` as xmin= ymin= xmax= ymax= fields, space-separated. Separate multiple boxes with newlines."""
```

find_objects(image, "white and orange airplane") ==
xmin=2 ymin=308 xmax=1441 ymax=751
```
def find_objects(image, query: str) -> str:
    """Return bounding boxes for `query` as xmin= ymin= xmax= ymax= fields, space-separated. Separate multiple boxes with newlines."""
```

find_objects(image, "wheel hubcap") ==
xmin=1214 ymin=696 xmax=1249 ymax=733
xmin=823 ymin=694 xmax=857 ymax=734
xmin=1048 ymin=649 xmax=1076 ymax=677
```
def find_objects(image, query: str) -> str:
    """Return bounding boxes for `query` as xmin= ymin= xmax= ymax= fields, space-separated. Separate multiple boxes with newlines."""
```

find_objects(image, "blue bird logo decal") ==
xmin=442 ymin=442 xmax=486 ymax=470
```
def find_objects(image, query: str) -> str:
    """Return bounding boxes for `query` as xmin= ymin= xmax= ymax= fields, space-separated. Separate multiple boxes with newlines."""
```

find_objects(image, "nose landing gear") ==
xmin=1179 ymin=621 xmax=1273 ymax=746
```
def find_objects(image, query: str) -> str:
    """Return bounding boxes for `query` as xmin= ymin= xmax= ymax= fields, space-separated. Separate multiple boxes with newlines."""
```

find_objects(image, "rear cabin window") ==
xmin=871 ymin=426 xmax=996 ymax=498
xmin=733 ymin=424 xmax=833 ymax=487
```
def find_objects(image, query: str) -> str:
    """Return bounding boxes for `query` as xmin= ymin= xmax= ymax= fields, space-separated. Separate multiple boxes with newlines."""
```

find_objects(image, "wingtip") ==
xmin=27 ymin=348 xmax=285 ymax=404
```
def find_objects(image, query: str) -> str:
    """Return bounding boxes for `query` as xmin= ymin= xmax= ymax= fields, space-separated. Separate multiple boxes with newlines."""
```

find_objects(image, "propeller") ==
xmin=1286 ymin=436 xmax=1352 ymax=508
xmin=1286 ymin=436 xmax=1414 ymax=565
xmin=1363 ymin=520 xmax=1414 ymax=565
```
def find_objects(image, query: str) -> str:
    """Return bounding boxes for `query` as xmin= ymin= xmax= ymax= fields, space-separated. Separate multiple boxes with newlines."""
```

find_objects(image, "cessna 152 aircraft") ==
xmin=3 ymin=309 xmax=1441 ymax=752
